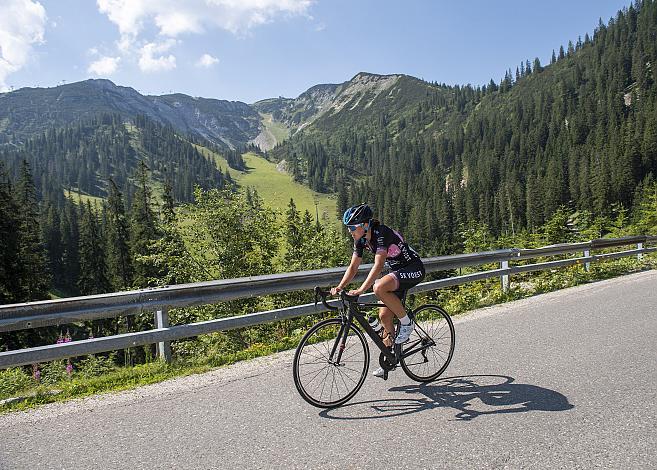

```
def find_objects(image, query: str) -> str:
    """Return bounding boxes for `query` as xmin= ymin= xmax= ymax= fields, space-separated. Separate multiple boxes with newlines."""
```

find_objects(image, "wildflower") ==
xmin=32 ymin=364 xmax=41 ymax=383
xmin=66 ymin=359 xmax=73 ymax=377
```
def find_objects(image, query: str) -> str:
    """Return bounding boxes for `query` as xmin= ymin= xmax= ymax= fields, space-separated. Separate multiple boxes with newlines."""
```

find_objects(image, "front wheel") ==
xmin=400 ymin=304 xmax=455 ymax=382
xmin=293 ymin=318 xmax=369 ymax=408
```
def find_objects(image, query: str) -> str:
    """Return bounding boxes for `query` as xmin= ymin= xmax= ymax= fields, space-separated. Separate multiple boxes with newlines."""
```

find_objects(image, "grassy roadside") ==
xmin=1 ymin=255 xmax=654 ymax=414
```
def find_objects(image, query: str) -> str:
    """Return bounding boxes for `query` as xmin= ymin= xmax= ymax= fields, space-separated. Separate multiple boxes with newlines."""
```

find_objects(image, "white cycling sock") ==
xmin=399 ymin=314 xmax=411 ymax=325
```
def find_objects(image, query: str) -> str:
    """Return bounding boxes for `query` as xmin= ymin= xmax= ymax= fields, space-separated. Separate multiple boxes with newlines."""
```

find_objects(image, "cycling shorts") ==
xmin=389 ymin=260 xmax=425 ymax=299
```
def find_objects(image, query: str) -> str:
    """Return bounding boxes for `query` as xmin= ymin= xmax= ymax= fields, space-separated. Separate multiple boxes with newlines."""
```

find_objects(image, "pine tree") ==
xmin=130 ymin=161 xmax=159 ymax=287
xmin=106 ymin=178 xmax=133 ymax=290
xmin=0 ymin=163 xmax=21 ymax=303
xmin=15 ymin=160 xmax=50 ymax=301
xmin=59 ymin=201 xmax=80 ymax=294
xmin=42 ymin=202 xmax=63 ymax=288
xmin=78 ymin=202 xmax=110 ymax=295
xmin=284 ymin=198 xmax=303 ymax=269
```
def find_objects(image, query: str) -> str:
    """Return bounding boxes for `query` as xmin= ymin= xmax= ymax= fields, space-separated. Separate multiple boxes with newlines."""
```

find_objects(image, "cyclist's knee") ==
xmin=373 ymin=280 xmax=390 ymax=297
xmin=373 ymin=280 xmax=382 ymax=296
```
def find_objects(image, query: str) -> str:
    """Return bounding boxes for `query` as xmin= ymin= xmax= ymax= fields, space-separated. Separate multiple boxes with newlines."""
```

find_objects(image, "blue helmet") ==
xmin=342 ymin=203 xmax=373 ymax=225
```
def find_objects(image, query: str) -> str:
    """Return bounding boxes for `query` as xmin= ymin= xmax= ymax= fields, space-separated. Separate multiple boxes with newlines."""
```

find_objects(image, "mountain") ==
xmin=253 ymin=72 xmax=436 ymax=137
xmin=0 ymin=72 xmax=437 ymax=153
xmin=0 ymin=79 xmax=261 ymax=150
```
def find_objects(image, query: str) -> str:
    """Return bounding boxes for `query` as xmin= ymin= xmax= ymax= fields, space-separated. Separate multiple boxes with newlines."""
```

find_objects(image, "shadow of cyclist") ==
xmin=319 ymin=375 xmax=573 ymax=421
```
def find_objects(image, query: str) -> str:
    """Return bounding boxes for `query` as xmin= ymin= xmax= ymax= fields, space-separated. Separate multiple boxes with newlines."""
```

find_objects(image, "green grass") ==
xmin=64 ymin=189 xmax=105 ymax=206
xmin=198 ymin=147 xmax=338 ymax=223
xmin=0 ymin=336 xmax=302 ymax=414
xmin=259 ymin=112 xmax=290 ymax=144
xmin=238 ymin=153 xmax=336 ymax=221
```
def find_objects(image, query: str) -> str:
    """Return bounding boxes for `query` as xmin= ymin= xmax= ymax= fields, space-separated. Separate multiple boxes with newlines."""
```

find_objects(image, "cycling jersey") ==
xmin=353 ymin=222 xmax=422 ymax=270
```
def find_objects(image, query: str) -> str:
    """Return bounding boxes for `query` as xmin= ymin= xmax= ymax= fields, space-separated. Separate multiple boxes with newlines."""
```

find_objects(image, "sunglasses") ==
xmin=347 ymin=223 xmax=364 ymax=232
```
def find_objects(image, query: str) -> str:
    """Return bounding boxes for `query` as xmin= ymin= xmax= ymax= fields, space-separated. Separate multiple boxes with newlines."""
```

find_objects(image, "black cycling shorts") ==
xmin=389 ymin=260 xmax=425 ymax=299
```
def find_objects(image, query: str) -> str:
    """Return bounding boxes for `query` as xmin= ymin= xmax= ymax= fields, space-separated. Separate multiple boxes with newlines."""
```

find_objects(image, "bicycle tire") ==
xmin=400 ymin=304 xmax=455 ymax=382
xmin=293 ymin=318 xmax=369 ymax=408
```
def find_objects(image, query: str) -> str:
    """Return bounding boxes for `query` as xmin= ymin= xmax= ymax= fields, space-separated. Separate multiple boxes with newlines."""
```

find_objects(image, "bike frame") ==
xmin=330 ymin=297 xmax=435 ymax=366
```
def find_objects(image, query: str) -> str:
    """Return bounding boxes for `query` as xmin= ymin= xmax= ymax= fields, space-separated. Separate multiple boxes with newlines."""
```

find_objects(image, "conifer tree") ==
xmin=15 ymin=160 xmax=50 ymax=301
xmin=59 ymin=201 xmax=80 ymax=293
xmin=106 ymin=178 xmax=133 ymax=290
xmin=130 ymin=161 xmax=159 ymax=287
xmin=0 ymin=163 xmax=21 ymax=303
xmin=77 ymin=202 xmax=110 ymax=295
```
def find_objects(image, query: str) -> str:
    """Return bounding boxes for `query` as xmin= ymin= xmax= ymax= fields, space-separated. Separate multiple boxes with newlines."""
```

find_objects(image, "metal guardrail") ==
xmin=0 ymin=236 xmax=655 ymax=369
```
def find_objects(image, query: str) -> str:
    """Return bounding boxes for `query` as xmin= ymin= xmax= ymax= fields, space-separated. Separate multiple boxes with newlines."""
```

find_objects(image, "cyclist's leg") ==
xmin=373 ymin=274 xmax=406 ymax=320
xmin=377 ymin=304 xmax=395 ymax=347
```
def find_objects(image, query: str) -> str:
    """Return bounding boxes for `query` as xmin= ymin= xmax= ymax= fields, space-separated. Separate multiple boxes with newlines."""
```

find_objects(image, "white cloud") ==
xmin=0 ymin=0 xmax=47 ymax=91
xmin=96 ymin=0 xmax=313 ymax=46
xmin=196 ymin=53 xmax=219 ymax=68
xmin=94 ymin=0 xmax=312 ymax=76
xmin=88 ymin=56 xmax=120 ymax=75
xmin=138 ymin=40 xmax=176 ymax=72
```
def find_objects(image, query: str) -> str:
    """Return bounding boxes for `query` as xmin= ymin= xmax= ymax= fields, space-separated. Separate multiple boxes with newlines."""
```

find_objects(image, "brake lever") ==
xmin=314 ymin=286 xmax=320 ymax=306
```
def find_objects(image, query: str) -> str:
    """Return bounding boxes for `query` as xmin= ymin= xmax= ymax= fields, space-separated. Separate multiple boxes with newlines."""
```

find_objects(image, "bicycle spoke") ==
xmin=336 ymin=366 xmax=351 ymax=393
xmin=302 ymin=363 xmax=330 ymax=384
xmin=334 ymin=366 xmax=359 ymax=385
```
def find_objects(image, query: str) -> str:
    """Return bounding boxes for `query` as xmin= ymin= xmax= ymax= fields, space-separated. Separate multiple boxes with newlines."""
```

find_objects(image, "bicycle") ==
xmin=292 ymin=287 xmax=456 ymax=408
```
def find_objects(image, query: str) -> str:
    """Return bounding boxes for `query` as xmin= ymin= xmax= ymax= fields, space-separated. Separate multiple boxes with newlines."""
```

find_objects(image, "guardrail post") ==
xmin=638 ymin=242 xmax=644 ymax=261
xmin=584 ymin=249 xmax=591 ymax=272
xmin=155 ymin=308 xmax=172 ymax=363
xmin=500 ymin=260 xmax=509 ymax=293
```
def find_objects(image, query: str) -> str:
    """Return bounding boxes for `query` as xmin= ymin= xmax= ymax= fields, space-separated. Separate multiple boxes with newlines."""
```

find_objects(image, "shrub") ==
xmin=77 ymin=353 xmax=117 ymax=378
xmin=0 ymin=368 xmax=32 ymax=397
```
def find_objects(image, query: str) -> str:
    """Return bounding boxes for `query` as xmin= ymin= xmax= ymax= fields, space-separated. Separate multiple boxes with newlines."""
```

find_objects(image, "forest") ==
xmin=273 ymin=0 xmax=657 ymax=255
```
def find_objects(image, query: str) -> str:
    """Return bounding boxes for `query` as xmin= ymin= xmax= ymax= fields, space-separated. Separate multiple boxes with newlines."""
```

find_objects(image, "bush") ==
xmin=0 ymin=368 xmax=32 ymax=397
xmin=39 ymin=360 xmax=68 ymax=385
xmin=77 ymin=353 xmax=117 ymax=378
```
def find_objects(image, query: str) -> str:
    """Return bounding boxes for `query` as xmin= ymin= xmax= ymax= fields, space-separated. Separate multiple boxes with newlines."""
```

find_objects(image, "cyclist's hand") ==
xmin=330 ymin=286 xmax=342 ymax=296
xmin=347 ymin=288 xmax=364 ymax=296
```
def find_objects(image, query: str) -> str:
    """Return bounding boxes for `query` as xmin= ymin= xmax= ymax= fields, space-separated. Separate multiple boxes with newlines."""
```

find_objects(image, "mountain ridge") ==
xmin=0 ymin=72 xmax=435 ymax=151
xmin=0 ymin=79 xmax=262 ymax=150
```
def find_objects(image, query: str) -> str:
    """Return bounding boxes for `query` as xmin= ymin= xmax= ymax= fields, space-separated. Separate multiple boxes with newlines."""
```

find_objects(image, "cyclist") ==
xmin=330 ymin=203 xmax=425 ymax=378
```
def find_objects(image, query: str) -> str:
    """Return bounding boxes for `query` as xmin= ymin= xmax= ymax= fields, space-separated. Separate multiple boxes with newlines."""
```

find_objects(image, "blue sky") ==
xmin=0 ymin=0 xmax=635 ymax=103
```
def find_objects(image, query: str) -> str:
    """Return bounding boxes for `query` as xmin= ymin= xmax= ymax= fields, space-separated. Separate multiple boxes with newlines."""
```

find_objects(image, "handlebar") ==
xmin=314 ymin=287 xmax=359 ymax=311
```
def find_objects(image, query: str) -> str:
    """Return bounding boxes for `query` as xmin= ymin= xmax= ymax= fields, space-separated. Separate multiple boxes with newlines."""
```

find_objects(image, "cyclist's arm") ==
xmin=336 ymin=253 xmax=362 ymax=290
xmin=356 ymin=252 xmax=386 ymax=294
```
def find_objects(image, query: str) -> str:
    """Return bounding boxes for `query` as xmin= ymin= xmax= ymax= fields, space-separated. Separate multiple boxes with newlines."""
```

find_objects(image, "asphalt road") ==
xmin=1 ymin=271 xmax=656 ymax=469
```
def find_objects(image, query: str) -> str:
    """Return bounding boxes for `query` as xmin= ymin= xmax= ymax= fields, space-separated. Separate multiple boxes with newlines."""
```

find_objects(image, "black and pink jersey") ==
xmin=353 ymin=222 xmax=421 ymax=270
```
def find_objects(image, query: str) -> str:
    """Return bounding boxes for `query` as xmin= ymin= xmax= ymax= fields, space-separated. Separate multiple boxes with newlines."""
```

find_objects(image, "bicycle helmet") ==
xmin=342 ymin=203 xmax=373 ymax=226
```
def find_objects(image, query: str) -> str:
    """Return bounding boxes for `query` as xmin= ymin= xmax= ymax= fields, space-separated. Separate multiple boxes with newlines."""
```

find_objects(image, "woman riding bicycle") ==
xmin=330 ymin=203 xmax=426 ymax=378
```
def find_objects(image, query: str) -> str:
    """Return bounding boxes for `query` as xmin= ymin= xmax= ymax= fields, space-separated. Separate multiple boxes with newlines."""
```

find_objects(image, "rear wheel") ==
xmin=293 ymin=318 xmax=369 ymax=408
xmin=400 ymin=304 xmax=455 ymax=382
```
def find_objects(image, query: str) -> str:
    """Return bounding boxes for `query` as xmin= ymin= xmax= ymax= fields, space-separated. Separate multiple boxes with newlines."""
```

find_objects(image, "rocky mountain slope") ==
xmin=0 ymin=72 xmax=438 ymax=152
xmin=0 ymin=79 xmax=261 ymax=150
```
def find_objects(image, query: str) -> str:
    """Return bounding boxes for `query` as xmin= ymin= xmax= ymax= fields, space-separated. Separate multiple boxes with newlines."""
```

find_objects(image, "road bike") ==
xmin=292 ymin=287 xmax=456 ymax=408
